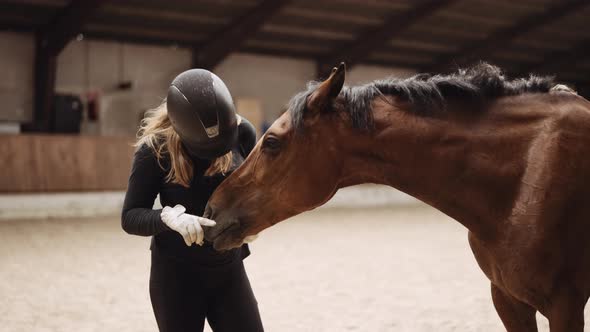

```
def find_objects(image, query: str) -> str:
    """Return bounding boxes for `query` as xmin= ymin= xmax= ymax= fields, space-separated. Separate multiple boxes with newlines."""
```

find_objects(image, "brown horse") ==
xmin=204 ymin=63 xmax=590 ymax=331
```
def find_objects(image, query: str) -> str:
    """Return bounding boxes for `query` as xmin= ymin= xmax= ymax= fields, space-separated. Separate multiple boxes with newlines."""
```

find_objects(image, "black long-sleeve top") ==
xmin=121 ymin=118 xmax=257 ymax=265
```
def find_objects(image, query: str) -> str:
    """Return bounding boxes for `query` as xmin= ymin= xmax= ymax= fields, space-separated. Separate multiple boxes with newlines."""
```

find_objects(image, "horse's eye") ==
xmin=262 ymin=136 xmax=282 ymax=153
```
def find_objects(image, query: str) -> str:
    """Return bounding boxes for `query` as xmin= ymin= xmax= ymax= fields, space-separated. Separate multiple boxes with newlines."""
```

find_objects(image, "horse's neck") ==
xmin=339 ymin=98 xmax=542 ymax=238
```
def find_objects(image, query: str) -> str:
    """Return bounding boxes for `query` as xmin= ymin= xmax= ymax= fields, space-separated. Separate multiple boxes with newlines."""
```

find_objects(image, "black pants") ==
xmin=149 ymin=251 xmax=264 ymax=332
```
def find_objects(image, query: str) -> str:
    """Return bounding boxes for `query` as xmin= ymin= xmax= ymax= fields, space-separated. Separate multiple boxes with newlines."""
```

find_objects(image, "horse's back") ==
xmin=546 ymin=90 xmax=590 ymax=122
xmin=485 ymin=92 xmax=590 ymax=304
xmin=537 ymin=91 xmax=590 ymax=301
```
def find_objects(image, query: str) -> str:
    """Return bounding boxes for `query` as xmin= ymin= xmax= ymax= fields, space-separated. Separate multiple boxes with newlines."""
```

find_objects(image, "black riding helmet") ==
xmin=167 ymin=69 xmax=238 ymax=160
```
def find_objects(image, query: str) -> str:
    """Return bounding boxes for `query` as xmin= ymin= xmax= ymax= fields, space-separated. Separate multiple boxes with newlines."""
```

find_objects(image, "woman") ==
xmin=121 ymin=69 xmax=263 ymax=332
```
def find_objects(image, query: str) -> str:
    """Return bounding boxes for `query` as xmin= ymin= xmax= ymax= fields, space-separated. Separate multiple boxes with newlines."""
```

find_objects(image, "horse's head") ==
xmin=204 ymin=62 xmax=563 ymax=250
xmin=204 ymin=63 xmax=354 ymax=250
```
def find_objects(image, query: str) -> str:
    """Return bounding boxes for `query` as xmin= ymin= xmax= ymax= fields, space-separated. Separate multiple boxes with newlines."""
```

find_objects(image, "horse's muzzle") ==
xmin=202 ymin=203 xmax=241 ymax=248
xmin=202 ymin=203 xmax=217 ymax=243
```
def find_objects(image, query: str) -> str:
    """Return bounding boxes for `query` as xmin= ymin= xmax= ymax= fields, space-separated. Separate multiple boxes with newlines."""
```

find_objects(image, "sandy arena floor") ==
xmin=1 ymin=205 xmax=588 ymax=332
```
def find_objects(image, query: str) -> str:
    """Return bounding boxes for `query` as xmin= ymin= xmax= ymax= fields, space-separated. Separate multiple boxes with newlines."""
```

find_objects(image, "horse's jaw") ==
xmin=212 ymin=230 xmax=259 ymax=251
xmin=208 ymin=223 xmax=244 ymax=251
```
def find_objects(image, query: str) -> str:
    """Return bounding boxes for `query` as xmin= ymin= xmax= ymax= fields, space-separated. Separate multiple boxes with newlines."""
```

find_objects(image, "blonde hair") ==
xmin=135 ymin=102 xmax=234 ymax=187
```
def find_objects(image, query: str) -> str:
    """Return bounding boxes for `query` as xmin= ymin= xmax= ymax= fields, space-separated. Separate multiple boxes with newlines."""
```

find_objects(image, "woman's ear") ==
xmin=307 ymin=62 xmax=346 ymax=112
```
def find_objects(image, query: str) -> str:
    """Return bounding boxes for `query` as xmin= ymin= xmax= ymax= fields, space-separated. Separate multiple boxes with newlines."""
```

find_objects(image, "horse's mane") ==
xmin=289 ymin=63 xmax=555 ymax=131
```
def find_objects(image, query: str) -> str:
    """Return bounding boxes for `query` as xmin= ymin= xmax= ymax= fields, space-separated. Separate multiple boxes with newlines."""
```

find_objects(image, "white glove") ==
xmin=160 ymin=204 xmax=216 ymax=246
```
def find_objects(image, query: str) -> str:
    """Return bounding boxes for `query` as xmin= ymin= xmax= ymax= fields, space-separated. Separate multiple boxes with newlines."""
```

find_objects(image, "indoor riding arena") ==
xmin=1 ymin=1 xmax=590 ymax=331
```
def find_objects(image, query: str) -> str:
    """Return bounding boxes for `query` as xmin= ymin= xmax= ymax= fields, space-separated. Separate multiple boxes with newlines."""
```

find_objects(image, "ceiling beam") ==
xmin=82 ymin=31 xmax=196 ymax=49
xmin=576 ymin=85 xmax=590 ymax=100
xmin=520 ymin=39 xmax=590 ymax=77
xmin=28 ymin=0 xmax=108 ymax=132
xmin=424 ymin=0 xmax=589 ymax=73
xmin=0 ymin=22 xmax=35 ymax=33
xmin=193 ymin=0 xmax=291 ymax=70
xmin=41 ymin=0 xmax=109 ymax=57
xmin=317 ymin=0 xmax=455 ymax=78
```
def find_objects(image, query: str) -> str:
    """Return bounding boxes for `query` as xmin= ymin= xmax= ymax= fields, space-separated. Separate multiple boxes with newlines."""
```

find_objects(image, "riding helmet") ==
xmin=166 ymin=69 xmax=238 ymax=160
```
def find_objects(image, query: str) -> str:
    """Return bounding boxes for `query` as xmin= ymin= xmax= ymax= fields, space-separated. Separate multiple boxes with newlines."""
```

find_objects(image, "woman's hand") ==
xmin=160 ymin=205 xmax=216 ymax=246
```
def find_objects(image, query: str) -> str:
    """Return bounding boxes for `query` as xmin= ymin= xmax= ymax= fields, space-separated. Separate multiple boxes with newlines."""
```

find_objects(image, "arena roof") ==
xmin=1 ymin=0 xmax=589 ymax=89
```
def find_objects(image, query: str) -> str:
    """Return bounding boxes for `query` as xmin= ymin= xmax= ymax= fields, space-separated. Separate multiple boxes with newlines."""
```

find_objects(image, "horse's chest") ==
xmin=467 ymin=231 xmax=556 ymax=310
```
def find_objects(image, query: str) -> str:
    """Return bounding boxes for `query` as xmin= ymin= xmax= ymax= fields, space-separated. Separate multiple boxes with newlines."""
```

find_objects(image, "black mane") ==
xmin=289 ymin=63 xmax=555 ymax=131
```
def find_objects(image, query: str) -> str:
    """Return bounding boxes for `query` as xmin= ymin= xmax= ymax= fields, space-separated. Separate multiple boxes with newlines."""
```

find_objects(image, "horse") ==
xmin=204 ymin=62 xmax=590 ymax=331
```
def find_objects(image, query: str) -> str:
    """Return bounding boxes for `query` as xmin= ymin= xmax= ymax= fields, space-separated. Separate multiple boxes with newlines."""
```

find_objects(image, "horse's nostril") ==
xmin=203 ymin=204 xmax=215 ymax=243
xmin=203 ymin=203 xmax=213 ymax=220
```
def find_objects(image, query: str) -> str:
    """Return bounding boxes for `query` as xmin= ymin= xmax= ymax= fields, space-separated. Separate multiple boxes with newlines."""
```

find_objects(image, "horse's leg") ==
xmin=491 ymin=284 xmax=538 ymax=332
xmin=547 ymin=288 xmax=585 ymax=332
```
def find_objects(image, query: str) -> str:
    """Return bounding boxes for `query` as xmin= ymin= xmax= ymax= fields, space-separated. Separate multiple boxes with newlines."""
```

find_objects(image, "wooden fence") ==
xmin=0 ymin=134 xmax=135 ymax=192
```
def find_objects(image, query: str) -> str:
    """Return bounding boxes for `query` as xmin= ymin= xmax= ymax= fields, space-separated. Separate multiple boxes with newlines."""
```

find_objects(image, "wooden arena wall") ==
xmin=0 ymin=134 xmax=135 ymax=192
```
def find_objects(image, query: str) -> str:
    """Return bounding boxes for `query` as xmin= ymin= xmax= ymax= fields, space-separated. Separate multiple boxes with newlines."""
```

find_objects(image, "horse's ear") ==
xmin=308 ymin=62 xmax=346 ymax=112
